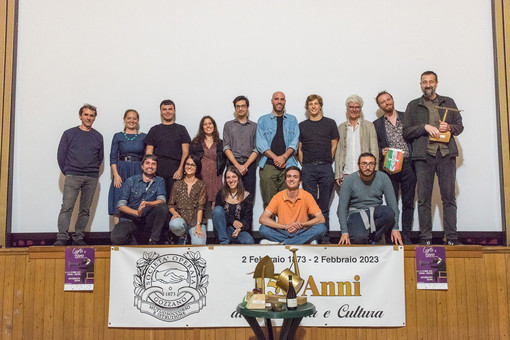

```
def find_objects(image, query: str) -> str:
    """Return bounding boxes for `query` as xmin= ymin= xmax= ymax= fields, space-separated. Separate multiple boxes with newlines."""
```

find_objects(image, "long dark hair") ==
xmin=192 ymin=116 xmax=220 ymax=145
xmin=221 ymin=166 xmax=245 ymax=200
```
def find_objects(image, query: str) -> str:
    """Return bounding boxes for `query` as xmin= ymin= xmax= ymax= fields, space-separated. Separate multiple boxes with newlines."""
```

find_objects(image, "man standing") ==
xmin=337 ymin=153 xmax=402 ymax=245
xmin=145 ymin=99 xmax=191 ymax=200
xmin=110 ymin=155 xmax=169 ymax=245
xmin=335 ymin=95 xmax=378 ymax=186
xmin=223 ymin=95 xmax=258 ymax=197
xmin=256 ymin=91 xmax=299 ymax=208
xmin=259 ymin=166 xmax=326 ymax=245
xmin=403 ymin=71 xmax=464 ymax=245
xmin=373 ymin=91 xmax=417 ymax=245
xmin=55 ymin=104 xmax=103 ymax=246
xmin=298 ymin=94 xmax=339 ymax=243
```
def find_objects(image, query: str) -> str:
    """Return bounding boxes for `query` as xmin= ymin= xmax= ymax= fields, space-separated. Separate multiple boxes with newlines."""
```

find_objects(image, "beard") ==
xmin=423 ymin=87 xmax=436 ymax=99
xmin=359 ymin=169 xmax=376 ymax=185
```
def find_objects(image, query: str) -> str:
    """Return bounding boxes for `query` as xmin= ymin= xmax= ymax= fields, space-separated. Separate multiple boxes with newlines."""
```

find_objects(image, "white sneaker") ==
xmin=310 ymin=240 xmax=318 ymax=245
xmin=259 ymin=239 xmax=280 ymax=245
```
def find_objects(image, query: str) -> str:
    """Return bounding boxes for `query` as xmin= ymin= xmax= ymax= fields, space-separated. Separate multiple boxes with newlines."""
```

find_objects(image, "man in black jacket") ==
xmin=373 ymin=91 xmax=416 ymax=245
xmin=403 ymin=71 xmax=464 ymax=245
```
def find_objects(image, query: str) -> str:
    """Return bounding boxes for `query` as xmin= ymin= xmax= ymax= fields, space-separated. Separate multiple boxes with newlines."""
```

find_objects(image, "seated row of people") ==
xmin=109 ymin=152 xmax=401 ymax=246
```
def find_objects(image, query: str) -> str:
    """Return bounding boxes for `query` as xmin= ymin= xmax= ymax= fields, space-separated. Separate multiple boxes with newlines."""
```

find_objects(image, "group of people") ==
xmin=54 ymin=70 xmax=463 ymax=247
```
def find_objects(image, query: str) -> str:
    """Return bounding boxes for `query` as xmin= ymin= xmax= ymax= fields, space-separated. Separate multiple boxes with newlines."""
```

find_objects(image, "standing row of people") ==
xmin=54 ymin=70 xmax=463 ymax=246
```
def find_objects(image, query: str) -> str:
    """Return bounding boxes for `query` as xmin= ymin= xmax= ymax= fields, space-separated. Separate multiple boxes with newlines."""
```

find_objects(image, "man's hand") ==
xmin=425 ymin=124 xmax=440 ymax=138
xmin=338 ymin=233 xmax=351 ymax=245
xmin=336 ymin=178 xmax=342 ymax=187
xmin=286 ymin=222 xmax=302 ymax=234
xmin=173 ymin=167 xmax=183 ymax=180
xmin=236 ymin=163 xmax=248 ymax=175
xmin=439 ymin=121 xmax=450 ymax=133
xmin=273 ymin=155 xmax=287 ymax=169
xmin=137 ymin=201 xmax=147 ymax=216
xmin=391 ymin=230 xmax=403 ymax=245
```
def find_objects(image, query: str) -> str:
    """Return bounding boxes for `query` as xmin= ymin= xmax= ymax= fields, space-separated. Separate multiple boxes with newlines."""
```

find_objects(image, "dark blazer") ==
xmin=403 ymin=95 xmax=463 ymax=161
xmin=373 ymin=111 xmax=412 ymax=170
xmin=190 ymin=139 xmax=226 ymax=176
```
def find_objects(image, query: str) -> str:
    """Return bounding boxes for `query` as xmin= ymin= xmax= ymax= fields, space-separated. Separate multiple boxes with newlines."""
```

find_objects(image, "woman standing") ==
xmin=212 ymin=166 xmax=254 ymax=244
xmin=108 ymin=109 xmax=146 ymax=216
xmin=190 ymin=116 xmax=226 ymax=212
xmin=168 ymin=154 xmax=207 ymax=245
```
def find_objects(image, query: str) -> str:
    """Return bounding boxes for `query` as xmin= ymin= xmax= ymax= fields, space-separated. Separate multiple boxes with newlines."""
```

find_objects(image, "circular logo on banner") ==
xmin=133 ymin=251 xmax=208 ymax=322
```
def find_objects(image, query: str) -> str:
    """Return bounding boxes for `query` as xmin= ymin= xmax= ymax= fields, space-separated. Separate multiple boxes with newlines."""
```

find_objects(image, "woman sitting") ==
xmin=168 ymin=154 xmax=207 ymax=245
xmin=212 ymin=166 xmax=254 ymax=244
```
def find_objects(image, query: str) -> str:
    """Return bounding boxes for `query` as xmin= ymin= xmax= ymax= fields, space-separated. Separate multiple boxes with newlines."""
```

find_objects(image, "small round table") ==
xmin=236 ymin=302 xmax=316 ymax=340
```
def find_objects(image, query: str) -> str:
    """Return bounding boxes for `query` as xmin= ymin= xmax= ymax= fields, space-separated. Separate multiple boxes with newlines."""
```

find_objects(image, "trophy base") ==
xmin=429 ymin=131 xmax=451 ymax=143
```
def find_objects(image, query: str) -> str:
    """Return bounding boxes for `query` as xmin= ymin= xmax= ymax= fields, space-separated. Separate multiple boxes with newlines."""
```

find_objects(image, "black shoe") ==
xmin=402 ymin=236 xmax=413 ymax=245
xmin=53 ymin=239 xmax=67 ymax=246
xmin=446 ymin=239 xmax=463 ymax=246
xmin=419 ymin=239 xmax=432 ymax=245
xmin=72 ymin=239 xmax=87 ymax=246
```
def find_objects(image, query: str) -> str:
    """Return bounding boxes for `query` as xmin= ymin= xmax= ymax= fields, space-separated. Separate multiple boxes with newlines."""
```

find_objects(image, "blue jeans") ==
xmin=169 ymin=217 xmax=207 ymax=245
xmin=57 ymin=175 xmax=98 ymax=241
xmin=301 ymin=162 xmax=335 ymax=236
xmin=347 ymin=205 xmax=395 ymax=244
xmin=259 ymin=223 xmax=326 ymax=245
xmin=212 ymin=206 xmax=254 ymax=244
xmin=414 ymin=152 xmax=457 ymax=241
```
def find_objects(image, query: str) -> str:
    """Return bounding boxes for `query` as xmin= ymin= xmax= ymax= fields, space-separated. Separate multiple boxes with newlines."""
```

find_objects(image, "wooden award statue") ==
xmin=429 ymin=106 xmax=463 ymax=143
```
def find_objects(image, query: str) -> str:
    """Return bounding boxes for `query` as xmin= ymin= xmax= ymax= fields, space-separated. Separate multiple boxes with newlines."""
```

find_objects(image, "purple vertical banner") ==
xmin=415 ymin=246 xmax=447 ymax=290
xmin=64 ymin=247 xmax=95 ymax=291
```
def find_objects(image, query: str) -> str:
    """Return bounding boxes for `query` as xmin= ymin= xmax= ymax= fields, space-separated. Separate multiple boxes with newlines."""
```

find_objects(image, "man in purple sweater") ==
xmin=54 ymin=104 xmax=104 ymax=246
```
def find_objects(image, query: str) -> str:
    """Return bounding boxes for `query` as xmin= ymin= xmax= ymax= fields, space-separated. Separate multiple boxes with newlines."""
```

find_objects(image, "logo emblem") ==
xmin=133 ymin=251 xmax=208 ymax=322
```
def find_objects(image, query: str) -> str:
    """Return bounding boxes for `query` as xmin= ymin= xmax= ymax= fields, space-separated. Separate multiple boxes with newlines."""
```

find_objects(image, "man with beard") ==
xmin=256 ymin=91 xmax=299 ymax=208
xmin=259 ymin=166 xmax=326 ymax=245
xmin=110 ymin=154 xmax=169 ymax=245
xmin=373 ymin=91 xmax=416 ymax=245
xmin=403 ymin=71 xmax=464 ymax=245
xmin=337 ymin=153 xmax=402 ymax=245
xmin=145 ymin=99 xmax=191 ymax=200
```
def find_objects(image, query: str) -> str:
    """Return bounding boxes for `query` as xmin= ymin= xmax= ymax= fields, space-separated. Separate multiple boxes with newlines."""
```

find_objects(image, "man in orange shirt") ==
xmin=258 ymin=166 xmax=326 ymax=244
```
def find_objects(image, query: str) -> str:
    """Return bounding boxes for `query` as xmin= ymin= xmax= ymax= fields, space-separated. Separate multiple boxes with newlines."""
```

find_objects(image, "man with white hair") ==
xmin=335 ymin=94 xmax=378 ymax=187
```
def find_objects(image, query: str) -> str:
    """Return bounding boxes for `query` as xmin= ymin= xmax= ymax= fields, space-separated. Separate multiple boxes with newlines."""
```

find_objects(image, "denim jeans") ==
xmin=301 ymin=163 xmax=335 ymax=237
xmin=169 ymin=217 xmax=207 ymax=245
xmin=347 ymin=205 xmax=395 ymax=244
xmin=259 ymin=164 xmax=286 ymax=209
xmin=259 ymin=223 xmax=326 ymax=245
xmin=212 ymin=206 xmax=254 ymax=244
xmin=414 ymin=152 xmax=457 ymax=241
xmin=386 ymin=158 xmax=417 ymax=238
xmin=57 ymin=175 xmax=98 ymax=241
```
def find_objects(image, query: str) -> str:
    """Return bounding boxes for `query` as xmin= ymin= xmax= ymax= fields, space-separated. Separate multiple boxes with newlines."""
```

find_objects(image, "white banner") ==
xmin=108 ymin=245 xmax=405 ymax=328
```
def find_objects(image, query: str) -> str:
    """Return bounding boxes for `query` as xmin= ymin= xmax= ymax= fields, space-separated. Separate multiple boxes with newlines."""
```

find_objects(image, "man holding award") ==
xmin=373 ymin=91 xmax=416 ymax=245
xmin=403 ymin=71 xmax=464 ymax=245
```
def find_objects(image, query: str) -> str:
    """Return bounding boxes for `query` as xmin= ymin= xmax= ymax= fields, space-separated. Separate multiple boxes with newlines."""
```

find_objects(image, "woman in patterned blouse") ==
xmin=168 ymin=154 xmax=207 ymax=245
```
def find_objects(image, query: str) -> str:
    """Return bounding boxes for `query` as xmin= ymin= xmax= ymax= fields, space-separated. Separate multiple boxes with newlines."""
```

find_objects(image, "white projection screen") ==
xmin=11 ymin=0 xmax=502 ymax=235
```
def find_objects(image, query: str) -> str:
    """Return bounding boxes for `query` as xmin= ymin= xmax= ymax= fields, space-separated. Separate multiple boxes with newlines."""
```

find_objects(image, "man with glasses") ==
xmin=55 ymin=104 xmax=103 ymax=246
xmin=337 ymin=153 xmax=402 ymax=245
xmin=335 ymin=95 xmax=378 ymax=187
xmin=222 ymin=95 xmax=258 ymax=198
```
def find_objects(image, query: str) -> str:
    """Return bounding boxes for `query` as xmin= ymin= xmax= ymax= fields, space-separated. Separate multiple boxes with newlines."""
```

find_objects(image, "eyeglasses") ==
xmin=348 ymin=106 xmax=361 ymax=110
xmin=185 ymin=162 xmax=197 ymax=167
xmin=359 ymin=162 xmax=375 ymax=168
xmin=235 ymin=104 xmax=247 ymax=109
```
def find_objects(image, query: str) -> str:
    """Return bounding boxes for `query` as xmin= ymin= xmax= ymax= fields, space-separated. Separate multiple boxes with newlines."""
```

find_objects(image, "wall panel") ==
xmin=0 ymin=246 xmax=507 ymax=340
